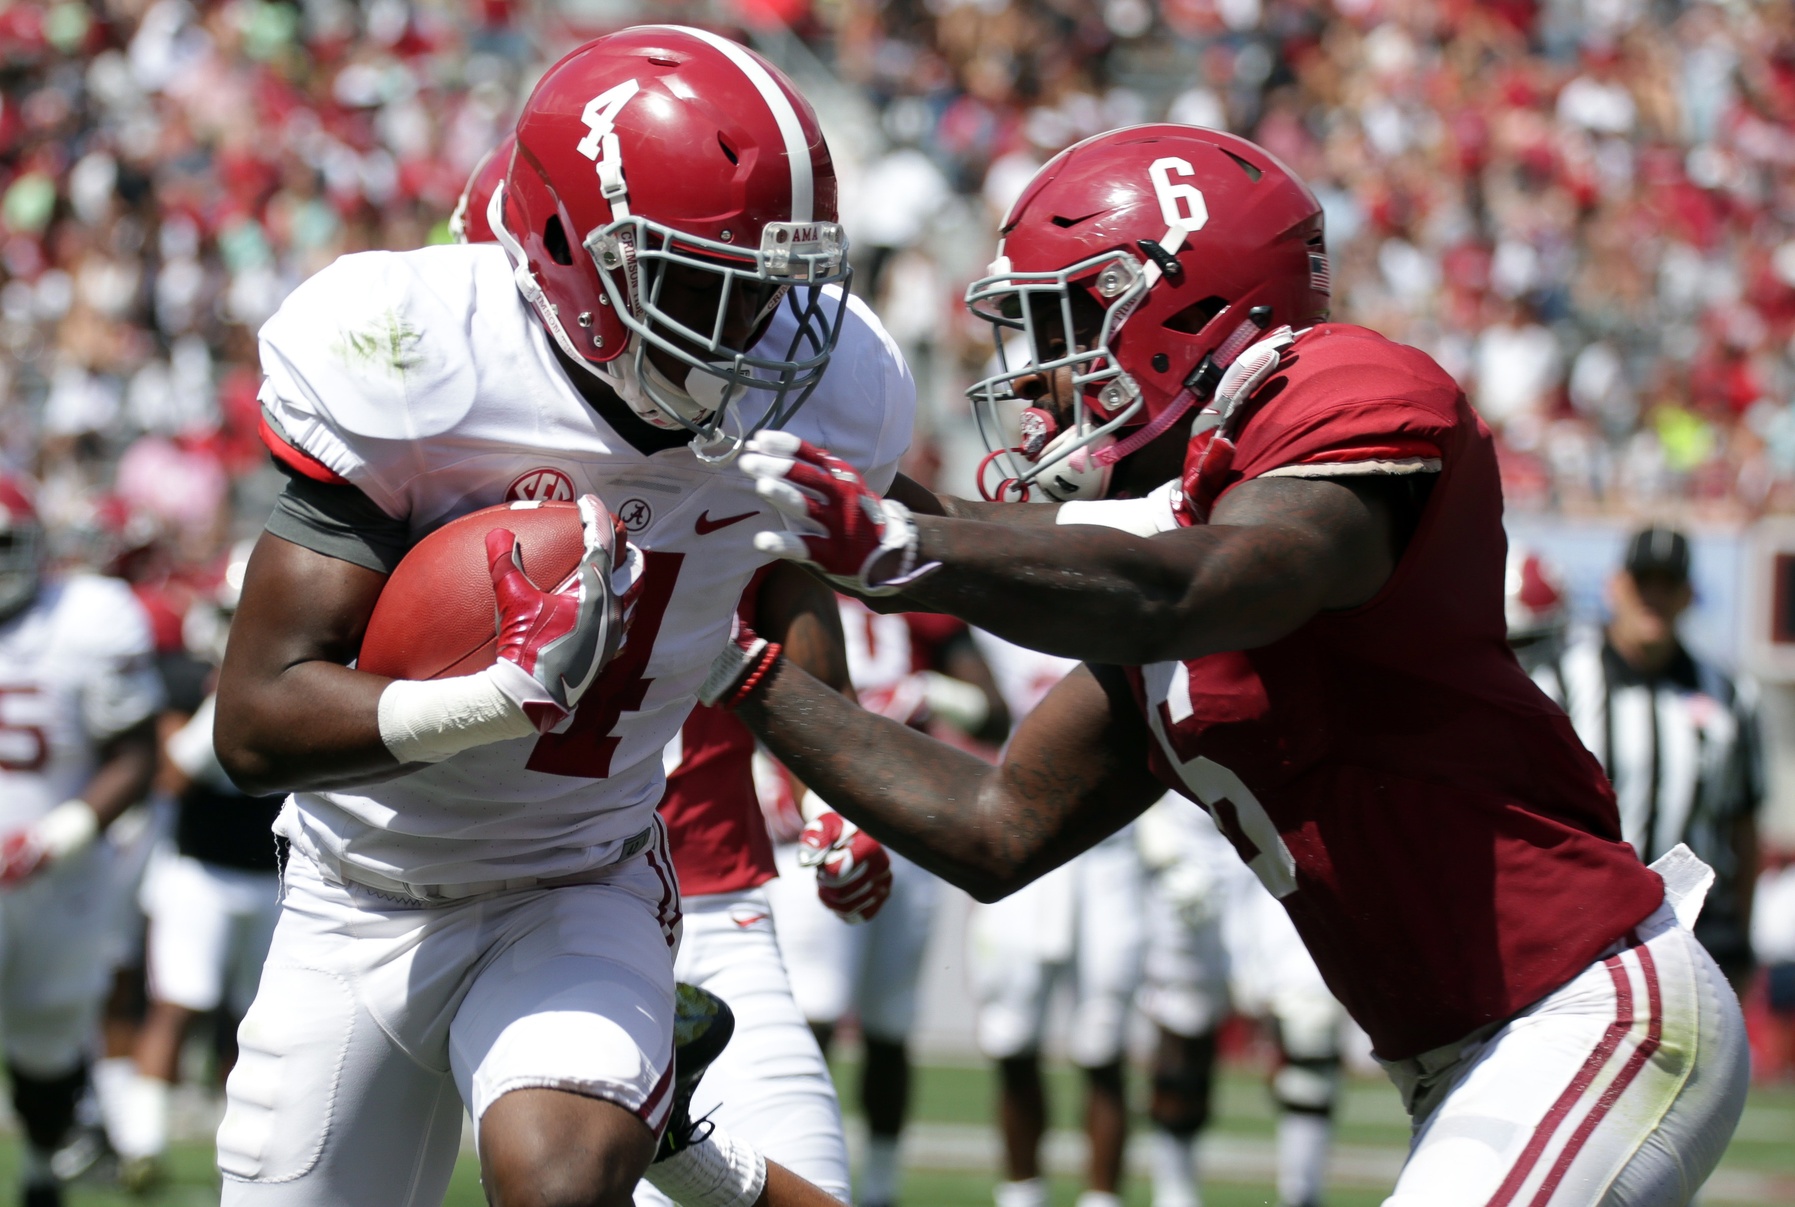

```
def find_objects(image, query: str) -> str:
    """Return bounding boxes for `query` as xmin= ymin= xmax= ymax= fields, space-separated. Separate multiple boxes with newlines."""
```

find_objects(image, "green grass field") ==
xmin=14 ymin=1058 xmax=1795 ymax=1204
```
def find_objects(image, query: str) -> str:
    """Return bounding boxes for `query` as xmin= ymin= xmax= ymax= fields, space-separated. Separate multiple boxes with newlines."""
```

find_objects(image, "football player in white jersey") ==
xmin=211 ymin=27 xmax=913 ymax=1207
xmin=457 ymin=131 xmax=889 ymax=1207
xmin=0 ymin=479 xmax=163 ymax=1207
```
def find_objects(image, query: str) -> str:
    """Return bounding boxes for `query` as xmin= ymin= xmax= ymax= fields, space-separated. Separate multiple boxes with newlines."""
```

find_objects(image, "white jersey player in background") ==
xmin=766 ymin=597 xmax=1007 ymax=1207
xmin=212 ymin=28 xmax=911 ymax=1207
xmin=0 ymin=478 xmax=162 ymax=1207
xmin=1134 ymin=798 xmax=1345 ymax=1207
xmin=964 ymin=633 xmax=1146 ymax=1207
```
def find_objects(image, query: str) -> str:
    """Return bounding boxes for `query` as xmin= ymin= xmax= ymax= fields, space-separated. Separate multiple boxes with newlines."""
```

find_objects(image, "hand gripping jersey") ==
xmin=257 ymin=244 xmax=913 ymax=887
xmin=1128 ymin=324 xmax=1663 ymax=1060
xmin=0 ymin=575 xmax=163 ymax=830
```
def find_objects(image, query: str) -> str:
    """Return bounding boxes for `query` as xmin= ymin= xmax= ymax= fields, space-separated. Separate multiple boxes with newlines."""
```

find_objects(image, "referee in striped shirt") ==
xmin=1529 ymin=526 xmax=1763 ymax=993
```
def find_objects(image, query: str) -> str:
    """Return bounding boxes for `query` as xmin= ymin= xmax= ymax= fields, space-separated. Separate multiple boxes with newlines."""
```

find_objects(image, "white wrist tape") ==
xmin=376 ymin=663 xmax=540 ymax=765
xmin=36 ymin=800 xmax=98 ymax=860
xmin=644 ymin=1125 xmax=767 ymax=1207
xmin=1056 ymin=478 xmax=1183 ymax=537
xmin=167 ymin=695 xmax=234 ymax=790
xmin=797 ymin=789 xmax=829 ymax=826
xmin=919 ymin=670 xmax=990 ymax=732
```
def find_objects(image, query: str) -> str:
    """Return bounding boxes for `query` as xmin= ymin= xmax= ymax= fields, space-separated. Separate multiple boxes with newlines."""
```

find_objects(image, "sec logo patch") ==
xmin=506 ymin=467 xmax=575 ymax=502
xmin=618 ymin=498 xmax=653 ymax=532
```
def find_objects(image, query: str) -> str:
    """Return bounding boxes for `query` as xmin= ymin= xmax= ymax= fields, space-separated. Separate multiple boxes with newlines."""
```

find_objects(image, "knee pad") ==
xmin=1272 ymin=1055 xmax=1339 ymax=1116
xmin=1149 ymin=1033 xmax=1216 ymax=1135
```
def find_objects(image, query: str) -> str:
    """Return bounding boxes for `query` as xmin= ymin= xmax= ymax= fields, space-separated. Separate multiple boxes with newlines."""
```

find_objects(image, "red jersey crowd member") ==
xmin=711 ymin=126 xmax=1750 ymax=1207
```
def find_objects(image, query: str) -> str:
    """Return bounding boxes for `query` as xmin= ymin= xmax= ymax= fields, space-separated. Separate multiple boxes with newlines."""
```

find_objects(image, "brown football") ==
xmin=357 ymin=501 xmax=586 ymax=681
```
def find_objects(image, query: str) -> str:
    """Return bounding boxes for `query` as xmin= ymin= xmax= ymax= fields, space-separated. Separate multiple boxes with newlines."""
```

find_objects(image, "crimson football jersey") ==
xmin=658 ymin=701 xmax=776 ymax=897
xmin=1129 ymin=324 xmax=1662 ymax=1060
xmin=656 ymin=568 xmax=778 ymax=897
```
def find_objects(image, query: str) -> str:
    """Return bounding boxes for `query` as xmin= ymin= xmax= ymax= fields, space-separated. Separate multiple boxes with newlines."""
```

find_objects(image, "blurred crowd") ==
xmin=5 ymin=0 xmax=1795 ymax=598
xmin=830 ymin=0 xmax=1795 ymax=516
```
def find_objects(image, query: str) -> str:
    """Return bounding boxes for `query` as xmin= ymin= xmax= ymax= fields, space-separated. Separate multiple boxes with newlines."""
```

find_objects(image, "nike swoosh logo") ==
xmin=731 ymin=912 xmax=769 ymax=928
xmin=695 ymin=509 xmax=759 ymax=535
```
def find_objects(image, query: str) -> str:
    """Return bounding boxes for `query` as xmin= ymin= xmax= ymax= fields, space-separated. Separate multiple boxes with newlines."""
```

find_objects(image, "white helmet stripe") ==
xmin=648 ymin=25 xmax=813 ymax=223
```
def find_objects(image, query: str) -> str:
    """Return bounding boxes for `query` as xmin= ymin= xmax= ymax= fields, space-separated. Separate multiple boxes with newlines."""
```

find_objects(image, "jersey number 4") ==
xmin=527 ymin=550 xmax=684 ymax=779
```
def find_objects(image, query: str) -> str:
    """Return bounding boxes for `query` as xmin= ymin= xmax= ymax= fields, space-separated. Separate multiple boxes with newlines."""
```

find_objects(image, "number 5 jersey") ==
xmin=1124 ymin=323 xmax=1663 ymax=1061
xmin=255 ymin=243 xmax=914 ymax=890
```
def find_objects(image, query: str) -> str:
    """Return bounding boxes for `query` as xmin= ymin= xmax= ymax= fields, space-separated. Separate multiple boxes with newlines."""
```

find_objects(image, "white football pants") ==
xmin=765 ymin=844 xmax=938 ymax=1041
xmin=218 ymin=833 xmax=680 ymax=1207
xmin=634 ymin=887 xmax=851 ymax=1205
xmin=970 ymin=830 xmax=1146 ymax=1067
xmin=1381 ymin=891 xmax=1748 ymax=1207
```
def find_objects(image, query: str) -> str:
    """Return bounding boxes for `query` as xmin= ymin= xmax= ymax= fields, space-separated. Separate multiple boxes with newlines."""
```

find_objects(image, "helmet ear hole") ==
xmin=544 ymin=216 xmax=574 ymax=266
xmin=1163 ymin=295 xmax=1228 ymax=334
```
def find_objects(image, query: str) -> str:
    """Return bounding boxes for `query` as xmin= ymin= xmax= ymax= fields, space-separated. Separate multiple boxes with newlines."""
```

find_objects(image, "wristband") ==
xmin=377 ymin=663 xmax=541 ymax=765
xmin=643 ymin=1124 xmax=766 ymax=1207
xmin=37 ymin=800 xmax=98 ymax=861
xmin=698 ymin=637 xmax=783 ymax=709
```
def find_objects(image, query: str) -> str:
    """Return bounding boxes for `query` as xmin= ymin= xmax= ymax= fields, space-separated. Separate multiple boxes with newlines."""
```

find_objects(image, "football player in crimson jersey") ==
xmin=0 ymin=480 xmax=163 ymax=1207
xmin=452 ymin=134 xmax=895 ymax=1207
xmin=212 ymin=26 xmax=912 ymax=1207
xmin=719 ymin=125 xmax=1750 ymax=1206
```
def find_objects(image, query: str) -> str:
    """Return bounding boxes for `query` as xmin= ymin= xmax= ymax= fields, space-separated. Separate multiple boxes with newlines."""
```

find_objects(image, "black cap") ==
xmin=1624 ymin=525 xmax=1691 ymax=583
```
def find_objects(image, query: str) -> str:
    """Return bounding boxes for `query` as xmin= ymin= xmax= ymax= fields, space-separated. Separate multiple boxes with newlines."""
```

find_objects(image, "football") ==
xmin=357 ymin=500 xmax=587 ymax=681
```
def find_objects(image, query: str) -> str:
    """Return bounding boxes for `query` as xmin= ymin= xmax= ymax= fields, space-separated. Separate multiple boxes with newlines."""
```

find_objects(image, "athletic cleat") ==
xmin=653 ymin=982 xmax=736 ymax=1163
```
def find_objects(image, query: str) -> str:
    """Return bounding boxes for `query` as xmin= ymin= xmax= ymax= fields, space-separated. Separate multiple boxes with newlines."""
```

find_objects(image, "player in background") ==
xmin=765 ymin=598 xmax=1007 ymax=1207
xmin=1522 ymin=529 xmax=1764 ymax=996
xmin=214 ymin=27 xmax=912 ymax=1207
xmin=1503 ymin=546 xmax=1569 ymax=675
xmin=958 ymin=634 xmax=1142 ymax=1207
xmin=1134 ymin=796 xmax=1343 ymax=1207
xmin=725 ymin=125 xmax=1750 ymax=1205
xmin=0 ymin=479 xmax=163 ymax=1207
xmin=644 ymin=566 xmax=893 ymax=1207
xmin=103 ymin=543 xmax=285 ymax=1191
xmin=454 ymin=134 xmax=895 ymax=1207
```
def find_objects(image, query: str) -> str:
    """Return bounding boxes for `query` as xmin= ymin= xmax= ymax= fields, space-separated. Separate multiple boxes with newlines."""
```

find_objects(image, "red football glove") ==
xmin=0 ymin=801 xmax=98 ymax=889
xmin=0 ymin=829 xmax=47 ymax=888
xmin=797 ymin=811 xmax=893 ymax=924
xmin=487 ymin=494 xmax=640 ymax=733
xmin=738 ymin=432 xmax=938 ymax=595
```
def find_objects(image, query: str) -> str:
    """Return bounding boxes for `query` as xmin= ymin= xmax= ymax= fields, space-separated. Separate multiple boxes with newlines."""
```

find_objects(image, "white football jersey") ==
xmin=257 ymin=243 xmax=914 ymax=887
xmin=0 ymin=574 xmax=163 ymax=830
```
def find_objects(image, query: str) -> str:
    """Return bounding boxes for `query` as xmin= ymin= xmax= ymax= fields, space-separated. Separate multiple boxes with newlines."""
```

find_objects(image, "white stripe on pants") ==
xmin=1380 ymin=897 xmax=1748 ymax=1207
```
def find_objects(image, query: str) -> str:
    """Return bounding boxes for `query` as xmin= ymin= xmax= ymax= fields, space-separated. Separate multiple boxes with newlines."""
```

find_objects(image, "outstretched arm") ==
xmin=760 ymin=454 xmax=1404 ymax=665
xmin=737 ymin=654 xmax=1164 ymax=900
xmin=896 ymin=474 xmax=1397 ymax=664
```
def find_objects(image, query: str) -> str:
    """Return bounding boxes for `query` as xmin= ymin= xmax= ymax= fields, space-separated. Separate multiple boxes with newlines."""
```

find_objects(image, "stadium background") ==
xmin=2 ymin=0 xmax=1794 ymax=1200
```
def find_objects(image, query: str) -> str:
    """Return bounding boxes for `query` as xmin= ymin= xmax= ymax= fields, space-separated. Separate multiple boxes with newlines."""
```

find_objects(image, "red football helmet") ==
xmin=450 ymin=136 xmax=510 ymax=245
xmin=967 ymin=125 xmax=1329 ymax=500
xmin=1505 ymin=546 xmax=1568 ymax=644
xmin=493 ymin=26 xmax=850 ymax=448
xmin=0 ymin=477 xmax=43 ymax=620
